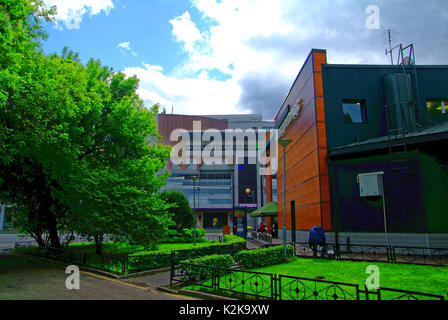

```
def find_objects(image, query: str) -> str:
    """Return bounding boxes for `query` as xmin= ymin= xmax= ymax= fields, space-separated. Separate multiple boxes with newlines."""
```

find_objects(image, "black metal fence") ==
xmin=14 ymin=239 xmax=247 ymax=276
xmin=293 ymin=242 xmax=448 ymax=266
xmin=170 ymin=262 xmax=446 ymax=300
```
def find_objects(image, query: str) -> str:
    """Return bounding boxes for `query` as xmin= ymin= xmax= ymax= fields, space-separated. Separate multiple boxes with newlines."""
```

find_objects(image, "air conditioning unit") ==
xmin=357 ymin=172 xmax=384 ymax=197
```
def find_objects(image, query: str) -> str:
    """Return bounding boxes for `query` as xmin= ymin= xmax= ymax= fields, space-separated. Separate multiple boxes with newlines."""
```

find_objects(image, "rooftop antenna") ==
xmin=172 ymin=105 xmax=174 ymax=115
xmin=382 ymin=29 xmax=400 ymax=65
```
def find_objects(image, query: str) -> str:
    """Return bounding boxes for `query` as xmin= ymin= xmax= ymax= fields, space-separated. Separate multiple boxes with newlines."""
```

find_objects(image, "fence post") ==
xmin=273 ymin=274 xmax=279 ymax=300
xmin=212 ymin=267 xmax=218 ymax=292
xmin=170 ymin=251 xmax=175 ymax=287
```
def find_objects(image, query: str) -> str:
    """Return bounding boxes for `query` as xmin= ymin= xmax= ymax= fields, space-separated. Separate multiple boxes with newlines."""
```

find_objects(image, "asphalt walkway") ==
xmin=0 ymin=252 xmax=193 ymax=300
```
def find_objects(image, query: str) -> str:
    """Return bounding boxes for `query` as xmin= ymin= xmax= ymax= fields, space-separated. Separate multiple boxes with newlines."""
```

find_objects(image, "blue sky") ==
xmin=43 ymin=0 xmax=199 ymax=73
xmin=42 ymin=0 xmax=448 ymax=120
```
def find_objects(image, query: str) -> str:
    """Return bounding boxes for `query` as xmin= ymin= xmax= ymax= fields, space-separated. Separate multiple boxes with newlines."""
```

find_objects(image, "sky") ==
xmin=41 ymin=0 xmax=448 ymax=120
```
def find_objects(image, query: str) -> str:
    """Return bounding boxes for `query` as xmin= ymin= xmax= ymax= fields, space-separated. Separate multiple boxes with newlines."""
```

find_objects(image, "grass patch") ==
xmin=182 ymin=256 xmax=448 ymax=299
xmin=252 ymin=257 xmax=448 ymax=296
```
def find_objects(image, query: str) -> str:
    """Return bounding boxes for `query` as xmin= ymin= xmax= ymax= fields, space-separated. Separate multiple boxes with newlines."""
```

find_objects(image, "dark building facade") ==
xmin=271 ymin=48 xmax=448 ymax=247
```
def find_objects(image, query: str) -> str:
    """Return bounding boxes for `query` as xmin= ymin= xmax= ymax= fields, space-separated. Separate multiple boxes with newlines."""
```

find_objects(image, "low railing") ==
xmin=278 ymin=274 xmax=360 ymax=300
xmin=392 ymin=246 xmax=448 ymax=266
xmin=293 ymin=242 xmax=448 ymax=266
xmin=363 ymin=286 xmax=445 ymax=300
xmin=170 ymin=262 xmax=445 ymax=300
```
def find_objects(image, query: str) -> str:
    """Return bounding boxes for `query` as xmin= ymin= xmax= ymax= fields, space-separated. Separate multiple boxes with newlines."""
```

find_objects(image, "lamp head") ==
xmin=278 ymin=139 xmax=292 ymax=148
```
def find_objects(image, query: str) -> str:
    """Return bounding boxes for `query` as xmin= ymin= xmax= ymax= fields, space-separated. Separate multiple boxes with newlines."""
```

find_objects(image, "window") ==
xmin=342 ymin=100 xmax=367 ymax=123
xmin=426 ymin=99 xmax=448 ymax=117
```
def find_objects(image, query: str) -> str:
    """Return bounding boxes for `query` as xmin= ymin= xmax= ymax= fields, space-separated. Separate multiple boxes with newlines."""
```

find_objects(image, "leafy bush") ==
xmin=173 ymin=235 xmax=246 ymax=259
xmin=184 ymin=254 xmax=235 ymax=281
xmin=160 ymin=228 xmax=206 ymax=243
xmin=235 ymin=245 xmax=294 ymax=269
xmin=185 ymin=254 xmax=235 ymax=269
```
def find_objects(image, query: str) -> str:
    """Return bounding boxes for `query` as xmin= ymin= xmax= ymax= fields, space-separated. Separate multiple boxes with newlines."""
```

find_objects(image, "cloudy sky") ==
xmin=42 ymin=0 xmax=448 ymax=120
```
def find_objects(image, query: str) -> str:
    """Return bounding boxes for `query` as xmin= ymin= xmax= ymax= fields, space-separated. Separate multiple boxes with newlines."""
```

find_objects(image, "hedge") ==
xmin=172 ymin=234 xmax=246 ymax=259
xmin=184 ymin=254 xmax=235 ymax=281
xmin=235 ymin=245 xmax=294 ymax=269
xmin=161 ymin=228 xmax=206 ymax=243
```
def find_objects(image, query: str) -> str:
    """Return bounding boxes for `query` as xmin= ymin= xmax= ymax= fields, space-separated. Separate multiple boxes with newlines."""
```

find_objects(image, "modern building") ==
xmin=156 ymin=113 xmax=274 ymax=235
xmin=268 ymin=48 xmax=448 ymax=247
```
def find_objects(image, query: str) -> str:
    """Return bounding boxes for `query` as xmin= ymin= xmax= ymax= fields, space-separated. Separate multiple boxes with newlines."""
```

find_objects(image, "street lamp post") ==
xmin=246 ymin=188 xmax=256 ymax=232
xmin=278 ymin=138 xmax=292 ymax=258
xmin=191 ymin=175 xmax=199 ymax=246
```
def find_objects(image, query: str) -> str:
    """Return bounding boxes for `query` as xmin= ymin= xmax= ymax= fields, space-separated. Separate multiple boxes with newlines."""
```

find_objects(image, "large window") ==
xmin=427 ymin=99 xmax=448 ymax=117
xmin=342 ymin=100 xmax=367 ymax=124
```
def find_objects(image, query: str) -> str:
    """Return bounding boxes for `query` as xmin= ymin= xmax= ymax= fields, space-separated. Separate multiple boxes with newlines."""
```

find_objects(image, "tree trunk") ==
xmin=95 ymin=233 xmax=103 ymax=256
xmin=45 ymin=208 xmax=60 ymax=248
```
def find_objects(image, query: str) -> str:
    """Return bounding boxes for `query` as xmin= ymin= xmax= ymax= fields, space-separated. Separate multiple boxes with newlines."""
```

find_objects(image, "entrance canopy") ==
xmin=250 ymin=201 xmax=278 ymax=217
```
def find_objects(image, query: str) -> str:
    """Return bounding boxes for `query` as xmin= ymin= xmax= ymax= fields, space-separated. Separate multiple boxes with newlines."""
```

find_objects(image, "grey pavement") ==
xmin=0 ymin=252 xmax=194 ymax=300
xmin=0 ymin=233 xmax=33 ymax=250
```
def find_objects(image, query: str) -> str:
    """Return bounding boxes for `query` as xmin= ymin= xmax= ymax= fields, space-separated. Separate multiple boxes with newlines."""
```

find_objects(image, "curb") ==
xmin=178 ymin=289 xmax=237 ymax=300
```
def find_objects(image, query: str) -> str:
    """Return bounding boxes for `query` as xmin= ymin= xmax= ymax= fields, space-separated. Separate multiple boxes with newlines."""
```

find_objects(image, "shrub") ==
xmin=185 ymin=254 xmax=235 ymax=269
xmin=160 ymin=228 xmax=206 ymax=243
xmin=184 ymin=254 xmax=235 ymax=281
xmin=235 ymin=245 xmax=294 ymax=269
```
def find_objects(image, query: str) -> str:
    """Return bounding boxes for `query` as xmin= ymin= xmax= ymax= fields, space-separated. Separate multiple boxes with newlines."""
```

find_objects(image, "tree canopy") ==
xmin=0 ymin=0 xmax=172 ymax=253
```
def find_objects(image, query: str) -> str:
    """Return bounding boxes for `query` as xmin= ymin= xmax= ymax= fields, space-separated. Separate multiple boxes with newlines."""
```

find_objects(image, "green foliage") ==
xmin=184 ymin=254 xmax=235 ymax=281
xmin=235 ymin=245 xmax=294 ymax=269
xmin=160 ymin=228 xmax=206 ymax=244
xmin=172 ymin=235 xmax=246 ymax=259
xmin=223 ymin=234 xmax=246 ymax=244
xmin=158 ymin=190 xmax=194 ymax=231
xmin=185 ymin=254 xmax=234 ymax=269
xmin=0 ymin=1 xmax=172 ymax=251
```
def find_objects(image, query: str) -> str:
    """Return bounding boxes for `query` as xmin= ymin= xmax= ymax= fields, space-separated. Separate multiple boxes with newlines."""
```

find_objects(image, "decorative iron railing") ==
xmin=277 ymin=275 xmax=360 ymax=300
xmin=170 ymin=262 xmax=445 ymax=300
xmin=293 ymin=242 xmax=448 ymax=266
xmin=363 ymin=287 xmax=445 ymax=300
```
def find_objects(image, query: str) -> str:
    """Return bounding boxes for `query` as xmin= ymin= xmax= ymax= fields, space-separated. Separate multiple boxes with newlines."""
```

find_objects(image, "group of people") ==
xmin=256 ymin=221 xmax=278 ymax=238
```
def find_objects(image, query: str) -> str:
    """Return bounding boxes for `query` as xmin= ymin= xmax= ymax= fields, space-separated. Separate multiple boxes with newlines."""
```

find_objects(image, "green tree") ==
xmin=159 ymin=190 xmax=194 ymax=232
xmin=0 ymin=1 xmax=172 ymax=252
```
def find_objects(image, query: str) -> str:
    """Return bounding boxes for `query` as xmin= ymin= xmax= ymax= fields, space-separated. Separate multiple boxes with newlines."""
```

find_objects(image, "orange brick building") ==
xmin=269 ymin=49 xmax=331 ymax=241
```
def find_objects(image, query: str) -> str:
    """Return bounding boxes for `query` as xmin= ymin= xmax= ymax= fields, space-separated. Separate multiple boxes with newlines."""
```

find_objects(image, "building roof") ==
xmin=328 ymin=120 xmax=448 ymax=157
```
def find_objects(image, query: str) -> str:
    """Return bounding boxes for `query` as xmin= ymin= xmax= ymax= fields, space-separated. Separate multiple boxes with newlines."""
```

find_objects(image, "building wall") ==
xmin=330 ymin=151 xmax=427 ymax=233
xmin=322 ymin=65 xmax=448 ymax=151
xmin=156 ymin=114 xmax=228 ymax=146
xmin=276 ymin=49 xmax=331 ymax=232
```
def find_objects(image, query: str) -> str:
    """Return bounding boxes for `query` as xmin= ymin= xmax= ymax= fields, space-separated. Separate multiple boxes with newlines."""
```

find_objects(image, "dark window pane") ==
xmin=342 ymin=101 xmax=366 ymax=123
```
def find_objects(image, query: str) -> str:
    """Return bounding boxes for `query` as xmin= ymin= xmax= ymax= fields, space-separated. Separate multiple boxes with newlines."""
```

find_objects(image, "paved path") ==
xmin=0 ymin=252 xmax=194 ymax=300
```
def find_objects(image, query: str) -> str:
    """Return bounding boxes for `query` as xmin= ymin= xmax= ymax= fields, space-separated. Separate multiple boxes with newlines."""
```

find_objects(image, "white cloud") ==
xmin=133 ymin=0 xmax=295 ymax=118
xmin=118 ymin=42 xmax=138 ymax=57
xmin=45 ymin=0 xmax=114 ymax=30
xmin=124 ymin=63 xmax=246 ymax=115
xmin=169 ymin=11 xmax=205 ymax=53
xmin=129 ymin=0 xmax=448 ymax=120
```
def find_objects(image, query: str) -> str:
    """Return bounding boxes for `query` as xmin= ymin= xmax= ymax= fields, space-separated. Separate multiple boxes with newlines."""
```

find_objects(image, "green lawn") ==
xmin=183 ymin=256 xmax=448 ymax=299
xmin=253 ymin=256 xmax=448 ymax=296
